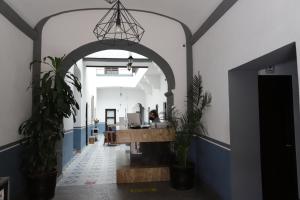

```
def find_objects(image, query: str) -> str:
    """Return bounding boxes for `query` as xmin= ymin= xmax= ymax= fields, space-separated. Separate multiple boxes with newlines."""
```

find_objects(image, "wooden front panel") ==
xmin=116 ymin=128 xmax=175 ymax=143
xmin=117 ymin=167 xmax=170 ymax=183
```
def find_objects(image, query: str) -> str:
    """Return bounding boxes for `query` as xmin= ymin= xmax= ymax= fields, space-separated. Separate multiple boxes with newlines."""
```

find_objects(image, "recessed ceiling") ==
xmin=6 ymin=0 xmax=222 ymax=33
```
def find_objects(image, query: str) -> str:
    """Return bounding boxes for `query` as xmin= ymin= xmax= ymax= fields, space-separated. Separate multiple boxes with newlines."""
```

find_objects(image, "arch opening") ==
xmin=61 ymin=39 xmax=175 ymax=107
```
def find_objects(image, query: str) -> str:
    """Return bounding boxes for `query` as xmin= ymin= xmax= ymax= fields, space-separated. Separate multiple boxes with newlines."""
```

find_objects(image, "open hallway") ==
xmin=58 ymin=135 xmax=128 ymax=187
xmin=55 ymin=135 xmax=218 ymax=200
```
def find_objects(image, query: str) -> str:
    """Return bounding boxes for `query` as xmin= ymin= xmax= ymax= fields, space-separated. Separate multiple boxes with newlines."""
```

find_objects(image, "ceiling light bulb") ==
xmin=128 ymin=55 xmax=133 ymax=64
xmin=116 ymin=24 xmax=122 ymax=33
xmin=127 ymin=63 xmax=132 ymax=71
xmin=105 ymin=0 xmax=118 ymax=4
xmin=115 ymin=16 xmax=122 ymax=33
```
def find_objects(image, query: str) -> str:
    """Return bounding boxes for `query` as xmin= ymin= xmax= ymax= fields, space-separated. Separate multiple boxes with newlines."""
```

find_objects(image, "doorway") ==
xmin=105 ymin=109 xmax=116 ymax=131
xmin=258 ymin=75 xmax=298 ymax=199
xmin=229 ymin=42 xmax=300 ymax=200
xmin=56 ymin=42 xmax=176 ymax=187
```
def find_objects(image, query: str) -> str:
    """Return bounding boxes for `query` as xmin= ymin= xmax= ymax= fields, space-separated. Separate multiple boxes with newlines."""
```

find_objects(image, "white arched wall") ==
xmin=41 ymin=10 xmax=187 ymax=118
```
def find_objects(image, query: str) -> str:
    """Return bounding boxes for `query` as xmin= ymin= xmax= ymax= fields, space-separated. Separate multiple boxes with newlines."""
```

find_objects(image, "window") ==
xmin=105 ymin=67 xmax=119 ymax=75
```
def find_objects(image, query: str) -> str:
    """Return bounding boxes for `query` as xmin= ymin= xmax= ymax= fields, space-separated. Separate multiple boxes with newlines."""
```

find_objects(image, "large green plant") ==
xmin=19 ymin=56 xmax=81 ymax=175
xmin=169 ymin=73 xmax=211 ymax=168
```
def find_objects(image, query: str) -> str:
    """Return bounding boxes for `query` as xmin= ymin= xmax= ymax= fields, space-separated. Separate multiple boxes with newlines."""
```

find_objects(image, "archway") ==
xmin=60 ymin=39 xmax=175 ymax=107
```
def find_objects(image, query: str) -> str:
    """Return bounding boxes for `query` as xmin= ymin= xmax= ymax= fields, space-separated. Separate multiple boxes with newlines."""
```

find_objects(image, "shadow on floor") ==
xmin=54 ymin=182 xmax=220 ymax=200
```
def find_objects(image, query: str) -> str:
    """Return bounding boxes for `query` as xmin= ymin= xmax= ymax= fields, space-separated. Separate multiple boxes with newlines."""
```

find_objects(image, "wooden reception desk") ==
xmin=116 ymin=128 xmax=175 ymax=183
xmin=116 ymin=128 xmax=175 ymax=143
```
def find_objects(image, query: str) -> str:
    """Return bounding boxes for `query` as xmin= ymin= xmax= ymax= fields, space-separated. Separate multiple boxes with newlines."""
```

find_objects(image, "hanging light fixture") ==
xmin=93 ymin=0 xmax=145 ymax=44
xmin=105 ymin=0 xmax=117 ymax=4
xmin=127 ymin=55 xmax=133 ymax=71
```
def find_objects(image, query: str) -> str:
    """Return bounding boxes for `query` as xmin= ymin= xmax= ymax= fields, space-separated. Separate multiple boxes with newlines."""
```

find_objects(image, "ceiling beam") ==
xmin=0 ymin=0 xmax=37 ymax=40
xmin=86 ymin=65 xmax=148 ymax=68
xmin=83 ymin=57 xmax=152 ymax=63
xmin=191 ymin=0 xmax=238 ymax=45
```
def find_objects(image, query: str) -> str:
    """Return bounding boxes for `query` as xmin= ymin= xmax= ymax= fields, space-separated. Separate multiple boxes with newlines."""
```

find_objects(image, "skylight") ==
xmin=84 ymin=49 xmax=155 ymax=88
xmin=86 ymin=50 xmax=146 ymax=59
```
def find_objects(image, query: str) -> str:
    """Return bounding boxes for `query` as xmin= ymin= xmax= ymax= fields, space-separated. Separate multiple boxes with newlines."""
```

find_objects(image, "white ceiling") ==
xmin=6 ymin=0 xmax=222 ymax=33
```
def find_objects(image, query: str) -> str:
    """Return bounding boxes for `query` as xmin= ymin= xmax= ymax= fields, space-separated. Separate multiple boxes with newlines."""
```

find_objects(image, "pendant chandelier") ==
xmin=105 ymin=0 xmax=117 ymax=4
xmin=93 ymin=0 xmax=145 ymax=44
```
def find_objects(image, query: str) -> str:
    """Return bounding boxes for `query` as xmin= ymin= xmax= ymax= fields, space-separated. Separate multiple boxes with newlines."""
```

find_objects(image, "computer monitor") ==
xmin=127 ymin=113 xmax=141 ymax=127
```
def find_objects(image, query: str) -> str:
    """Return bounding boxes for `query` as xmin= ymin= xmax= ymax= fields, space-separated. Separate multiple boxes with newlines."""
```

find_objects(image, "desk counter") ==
xmin=115 ymin=128 xmax=175 ymax=183
xmin=116 ymin=128 xmax=175 ymax=144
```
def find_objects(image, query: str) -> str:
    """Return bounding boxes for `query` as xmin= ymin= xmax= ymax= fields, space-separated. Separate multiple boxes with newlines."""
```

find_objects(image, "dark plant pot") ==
xmin=170 ymin=164 xmax=194 ymax=190
xmin=27 ymin=170 xmax=57 ymax=200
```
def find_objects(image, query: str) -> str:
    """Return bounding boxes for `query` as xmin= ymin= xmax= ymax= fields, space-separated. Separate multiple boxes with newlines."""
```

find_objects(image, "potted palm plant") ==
xmin=19 ymin=56 xmax=81 ymax=199
xmin=169 ymin=73 xmax=211 ymax=190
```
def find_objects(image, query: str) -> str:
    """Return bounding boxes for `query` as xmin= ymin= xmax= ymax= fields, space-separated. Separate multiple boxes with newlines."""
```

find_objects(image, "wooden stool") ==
xmin=89 ymin=136 xmax=96 ymax=144
xmin=104 ymin=131 xmax=116 ymax=145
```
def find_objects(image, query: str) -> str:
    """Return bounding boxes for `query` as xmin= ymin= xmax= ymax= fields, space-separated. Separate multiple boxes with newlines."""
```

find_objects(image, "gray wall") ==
xmin=229 ymin=69 xmax=263 ymax=200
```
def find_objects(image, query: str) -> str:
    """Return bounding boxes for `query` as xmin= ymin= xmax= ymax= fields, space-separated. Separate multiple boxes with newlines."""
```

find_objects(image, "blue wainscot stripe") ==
xmin=0 ymin=143 xmax=26 ymax=200
xmin=95 ymin=122 xmax=105 ymax=134
xmin=190 ymin=137 xmax=231 ymax=200
xmin=81 ymin=127 xmax=87 ymax=147
xmin=73 ymin=124 xmax=94 ymax=151
xmin=62 ymin=130 xmax=74 ymax=168
xmin=73 ymin=127 xmax=85 ymax=151
xmin=88 ymin=124 xmax=94 ymax=137
xmin=73 ymin=127 xmax=86 ymax=151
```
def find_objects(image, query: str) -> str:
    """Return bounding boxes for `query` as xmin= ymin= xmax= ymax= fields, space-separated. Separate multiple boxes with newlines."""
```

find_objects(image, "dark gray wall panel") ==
xmin=0 ymin=144 xmax=27 ymax=200
xmin=229 ymin=69 xmax=262 ymax=200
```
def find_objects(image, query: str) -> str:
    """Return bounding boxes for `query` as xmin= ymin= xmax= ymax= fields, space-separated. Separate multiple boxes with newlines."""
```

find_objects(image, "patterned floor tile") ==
xmin=57 ymin=135 xmax=129 ymax=187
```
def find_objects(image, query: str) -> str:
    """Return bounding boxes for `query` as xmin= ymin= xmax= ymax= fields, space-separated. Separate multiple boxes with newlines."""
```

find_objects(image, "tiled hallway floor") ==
xmin=55 ymin=135 xmax=218 ymax=200
xmin=58 ymin=135 xmax=129 ymax=186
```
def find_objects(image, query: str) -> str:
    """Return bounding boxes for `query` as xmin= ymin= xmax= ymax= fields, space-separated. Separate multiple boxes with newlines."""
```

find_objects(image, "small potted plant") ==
xmin=19 ymin=56 xmax=81 ymax=199
xmin=169 ymin=73 xmax=211 ymax=190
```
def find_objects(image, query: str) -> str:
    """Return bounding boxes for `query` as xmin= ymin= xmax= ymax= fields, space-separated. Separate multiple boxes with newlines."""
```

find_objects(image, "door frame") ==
xmin=105 ymin=109 xmax=116 ymax=131
xmin=229 ymin=42 xmax=300 ymax=200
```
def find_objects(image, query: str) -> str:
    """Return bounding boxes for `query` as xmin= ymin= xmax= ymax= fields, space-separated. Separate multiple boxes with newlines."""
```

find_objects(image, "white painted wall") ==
xmin=72 ymin=63 xmax=82 ymax=127
xmin=63 ymin=59 xmax=98 ymax=130
xmin=63 ymin=66 xmax=76 ymax=131
xmin=144 ymin=74 xmax=167 ymax=121
xmin=0 ymin=15 xmax=33 ymax=146
xmin=86 ymin=65 xmax=97 ymax=125
xmin=193 ymin=0 xmax=300 ymax=144
xmin=41 ymin=10 xmax=186 ymax=114
xmin=96 ymin=88 xmax=145 ymax=122
xmin=76 ymin=60 xmax=87 ymax=127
